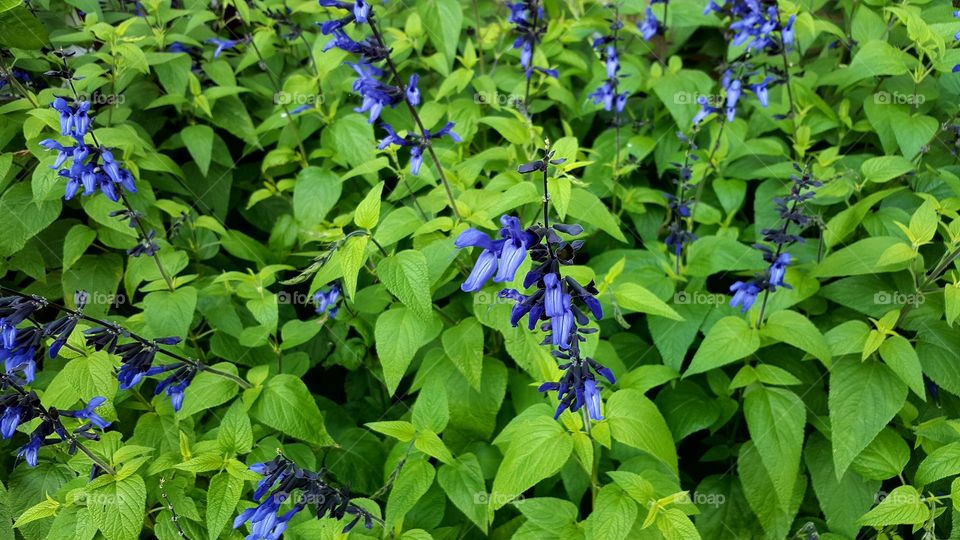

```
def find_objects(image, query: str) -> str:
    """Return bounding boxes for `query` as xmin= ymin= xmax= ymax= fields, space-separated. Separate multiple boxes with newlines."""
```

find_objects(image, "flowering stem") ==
xmin=0 ymin=286 xmax=252 ymax=389
xmin=689 ymin=119 xmax=726 ymax=221
xmin=55 ymin=51 xmax=176 ymax=292
xmin=2 ymin=375 xmax=116 ymax=476
xmin=754 ymin=196 xmax=800 ymax=328
xmin=366 ymin=15 xmax=462 ymax=222
xmin=521 ymin=1 xmax=541 ymax=115
xmin=776 ymin=13 xmax=796 ymax=118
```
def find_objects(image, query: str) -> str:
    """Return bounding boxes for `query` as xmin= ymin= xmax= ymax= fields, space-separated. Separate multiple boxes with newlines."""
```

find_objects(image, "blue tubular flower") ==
xmin=589 ymin=15 xmax=629 ymax=114
xmin=349 ymin=62 xmax=403 ymax=123
xmin=41 ymin=98 xmax=139 ymax=201
xmin=494 ymin=216 xmax=529 ymax=283
xmin=59 ymin=396 xmax=111 ymax=429
xmin=538 ymin=356 xmax=615 ymax=420
xmin=508 ymin=1 xmax=553 ymax=79
xmin=729 ymin=165 xmax=820 ymax=315
xmin=147 ymin=363 xmax=198 ymax=412
xmin=236 ymin=455 xmax=376 ymax=537
xmin=406 ymin=74 xmax=420 ymax=106
xmin=378 ymin=120 xmax=460 ymax=176
xmin=729 ymin=280 xmax=761 ymax=313
xmin=543 ymin=273 xmax=563 ymax=317
xmin=17 ymin=432 xmax=43 ymax=466
xmin=639 ymin=7 xmax=660 ymax=40
xmin=313 ymin=284 xmax=341 ymax=318
xmin=207 ymin=38 xmax=238 ymax=58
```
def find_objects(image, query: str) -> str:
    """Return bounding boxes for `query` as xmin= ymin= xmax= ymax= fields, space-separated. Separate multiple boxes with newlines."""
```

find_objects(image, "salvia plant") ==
xmin=3 ymin=0 xmax=960 ymax=539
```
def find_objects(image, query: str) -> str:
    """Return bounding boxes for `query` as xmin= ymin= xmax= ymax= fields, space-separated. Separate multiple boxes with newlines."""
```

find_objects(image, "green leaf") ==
xmin=567 ymin=188 xmax=627 ymax=242
xmin=830 ymin=358 xmax=907 ymax=478
xmin=0 ymin=0 xmax=48 ymax=49
xmin=250 ymin=374 xmax=334 ymax=446
xmin=805 ymin=435 xmax=879 ymax=540
xmin=893 ymin=113 xmax=938 ymax=161
xmin=738 ymin=442 xmax=805 ymax=539
xmin=13 ymin=496 xmax=58 ymax=529
xmin=87 ymin=474 xmax=146 ymax=540
xmin=175 ymin=361 xmax=239 ymax=418
xmin=814 ymin=237 xmax=914 ymax=277
xmin=491 ymin=415 xmax=573 ymax=509
xmin=437 ymin=454 xmax=487 ymax=533
xmin=684 ymin=317 xmax=760 ymax=376
xmin=743 ymin=386 xmax=805 ymax=510
xmin=858 ymin=485 xmax=929 ymax=527
xmin=614 ymin=283 xmax=682 ymax=320
xmin=366 ymin=420 xmax=417 ymax=441
xmin=0 ymin=183 xmax=60 ymax=258
xmin=478 ymin=117 xmax=528 ymax=145
xmin=339 ymin=234 xmax=368 ymax=300
xmin=605 ymin=389 xmax=677 ymax=473
xmin=63 ymin=225 xmax=96 ymax=272
xmin=386 ymin=460 xmax=434 ymax=529
xmin=412 ymin=382 xmax=449 ymax=433
xmin=851 ymin=428 xmax=910 ymax=481
xmin=915 ymin=442 xmax=960 ymax=486
xmin=860 ymin=155 xmax=913 ymax=183
xmin=418 ymin=0 xmax=462 ymax=68
xmin=588 ymin=485 xmax=637 ymax=540
xmin=206 ymin=472 xmax=243 ymax=540
xmin=375 ymin=307 xmax=436 ymax=395
xmin=217 ymin=400 xmax=253 ymax=455
xmin=354 ymin=182 xmax=384 ymax=229
xmin=760 ymin=310 xmax=831 ymax=363
xmin=413 ymin=430 xmax=454 ymax=464
xmin=143 ymin=287 xmax=197 ymax=340
xmin=377 ymin=250 xmax=433 ymax=320
xmin=294 ymin=167 xmax=341 ymax=228
xmin=180 ymin=125 xmax=214 ymax=176
xmin=441 ymin=317 xmax=483 ymax=391
xmin=946 ymin=284 xmax=960 ymax=327
xmin=878 ymin=335 xmax=925 ymax=400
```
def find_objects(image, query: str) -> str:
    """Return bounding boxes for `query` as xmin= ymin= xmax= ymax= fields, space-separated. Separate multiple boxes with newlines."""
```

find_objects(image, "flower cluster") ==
xmin=729 ymin=164 xmax=821 ymax=314
xmin=378 ymin=121 xmax=461 ymax=176
xmin=705 ymin=0 xmax=795 ymax=55
xmin=320 ymin=0 xmax=460 ymax=176
xmin=692 ymin=64 xmax=775 ymax=126
xmin=589 ymin=6 xmax=628 ymax=113
xmin=455 ymin=150 xmax=615 ymax=421
xmin=40 ymin=98 xmax=136 ymax=201
xmin=954 ymin=11 xmax=960 ymax=73
xmin=313 ymin=284 xmax=341 ymax=319
xmin=234 ymin=455 xmax=377 ymax=538
xmin=0 ymin=385 xmax=110 ymax=467
xmin=91 ymin=330 xmax=194 ymax=410
xmin=508 ymin=1 xmax=557 ymax=78
xmin=663 ymin=132 xmax=699 ymax=266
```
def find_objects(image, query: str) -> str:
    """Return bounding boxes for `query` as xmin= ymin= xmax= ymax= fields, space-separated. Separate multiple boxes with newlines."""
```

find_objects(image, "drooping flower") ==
xmin=313 ymin=284 xmax=341 ymax=318
xmin=455 ymin=215 xmax=537 ymax=292
xmin=639 ymin=7 xmax=660 ymax=40
xmin=508 ymin=1 xmax=555 ymax=78
xmin=207 ymin=38 xmax=239 ymax=59
xmin=235 ymin=455 xmax=377 ymax=537
xmin=58 ymin=396 xmax=111 ymax=429
xmin=377 ymin=121 xmax=461 ymax=175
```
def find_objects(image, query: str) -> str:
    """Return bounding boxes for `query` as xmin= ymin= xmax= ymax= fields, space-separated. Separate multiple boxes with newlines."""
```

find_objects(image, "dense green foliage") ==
xmin=2 ymin=0 xmax=960 ymax=539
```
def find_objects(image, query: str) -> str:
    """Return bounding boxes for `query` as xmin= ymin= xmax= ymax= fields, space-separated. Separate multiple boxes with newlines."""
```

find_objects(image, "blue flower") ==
xmin=455 ymin=215 xmax=534 ymax=292
xmin=313 ymin=284 xmax=341 ymax=318
xmin=147 ymin=363 xmax=198 ymax=412
xmin=349 ymin=62 xmax=402 ymax=123
xmin=639 ymin=7 xmax=660 ymax=40
xmin=207 ymin=38 xmax=238 ymax=58
xmin=538 ymin=357 xmax=615 ymax=420
xmin=378 ymin=121 xmax=460 ymax=175
xmin=17 ymin=432 xmax=43 ymax=466
xmin=508 ymin=1 xmax=552 ymax=79
xmin=59 ymin=396 xmax=111 ymax=429
xmin=406 ymin=73 xmax=420 ymax=106
xmin=729 ymin=280 xmax=761 ymax=313
xmin=769 ymin=253 xmax=790 ymax=286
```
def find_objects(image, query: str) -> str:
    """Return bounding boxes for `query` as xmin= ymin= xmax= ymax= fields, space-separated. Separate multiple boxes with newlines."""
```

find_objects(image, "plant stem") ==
xmin=689 ymin=119 xmax=726 ymax=220
xmin=0 ymin=286 xmax=252 ymax=389
xmin=471 ymin=0 xmax=486 ymax=75
xmin=521 ymin=0 xmax=541 ymax=115
xmin=3 ymin=375 xmax=116 ymax=476
xmin=366 ymin=16 xmax=462 ymax=221
xmin=776 ymin=12 xmax=796 ymax=118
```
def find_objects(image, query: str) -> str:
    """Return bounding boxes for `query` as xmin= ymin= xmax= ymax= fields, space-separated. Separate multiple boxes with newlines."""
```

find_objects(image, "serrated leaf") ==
xmin=354 ymin=182 xmax=384 ymax=229
xmin=250 ymin=375 xmax=334 ymax=446
xmin=685 ymin=317 xmax=760 ymax=376
xmin=377 ymin=250 xmax=433 ymax=320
